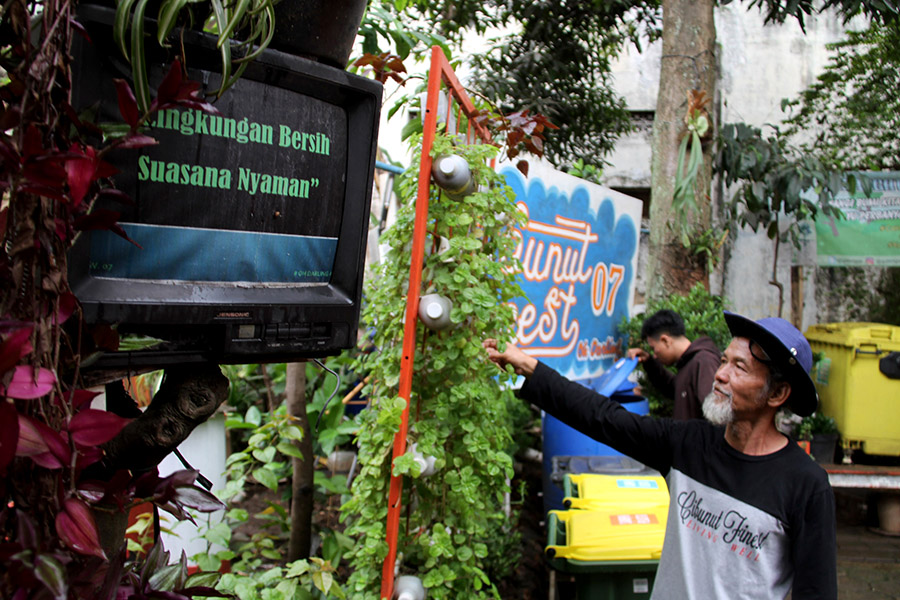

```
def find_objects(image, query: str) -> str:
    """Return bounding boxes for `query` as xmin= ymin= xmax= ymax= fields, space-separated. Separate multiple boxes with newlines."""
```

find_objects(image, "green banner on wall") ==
xmin=816 ymin=172 xmax=900 ymax=267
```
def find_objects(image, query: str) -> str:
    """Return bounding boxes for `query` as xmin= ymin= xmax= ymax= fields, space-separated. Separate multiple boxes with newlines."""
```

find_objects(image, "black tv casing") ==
xmin=68 ymin=5 xmax=382 ymax=369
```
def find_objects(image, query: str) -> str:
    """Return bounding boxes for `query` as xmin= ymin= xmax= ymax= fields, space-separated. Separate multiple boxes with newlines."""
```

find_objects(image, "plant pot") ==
xmin=270 ymin=0 xmax=368 ymax=68
xmin=809 ymin=433 xmax=839 ymax=464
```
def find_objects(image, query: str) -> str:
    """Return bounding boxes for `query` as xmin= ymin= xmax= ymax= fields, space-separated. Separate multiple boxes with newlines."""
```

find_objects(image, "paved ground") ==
xmin=834 ymin=489 xmax=900 ymax=600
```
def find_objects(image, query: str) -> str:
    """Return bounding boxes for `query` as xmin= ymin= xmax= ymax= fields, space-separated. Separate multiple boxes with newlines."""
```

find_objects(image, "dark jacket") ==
xmin=641 ymin=336 xmax=721 ymax=420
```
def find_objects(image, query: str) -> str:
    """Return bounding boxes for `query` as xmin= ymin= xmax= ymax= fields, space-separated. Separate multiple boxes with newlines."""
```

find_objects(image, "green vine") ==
xmin=340 ymin=132 xmax=529 ymax=598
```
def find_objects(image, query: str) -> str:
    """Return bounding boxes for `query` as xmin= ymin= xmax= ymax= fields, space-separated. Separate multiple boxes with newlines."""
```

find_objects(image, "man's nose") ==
xmin=715 ymin=364 xmax=729 ymax=383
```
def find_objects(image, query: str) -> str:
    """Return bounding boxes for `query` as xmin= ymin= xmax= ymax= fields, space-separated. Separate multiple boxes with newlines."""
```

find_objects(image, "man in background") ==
xmin=626 ymin=309 xmax=721 ymax=420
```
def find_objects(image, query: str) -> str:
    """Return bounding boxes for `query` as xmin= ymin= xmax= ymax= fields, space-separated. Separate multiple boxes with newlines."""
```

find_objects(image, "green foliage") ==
xmin=672 ymin=108 xmax=710 ymax=247
xmin=467 ymin=1 xmax=661 ymax=166
xmin=715 ymin=122 xmax=854 ymax=250
xmin=222 ymin=404 xmax=305 ymax=495
xmin=113 ymin=0 xmax=276 ymax=112
xmin=356 ymin=1 xmax=451 ymax=64
xmin=222 ymin=355 xmax=358 ymax=458
xmin=213 ymin=558 xmax=346 ymax=600
xmin=792 ymin=412 xmax=840 ymax=440
xmin=727 ymin=0 xmax=899 ymax=28
xmin=686 ymin=228 xmax=728 ymax=268
xmin=358 ymin=0 xmax=663 ymax=167
xmin=341 ymin=132 xmax=529 ymax=598
xmin=204 ymin=355 xmax=359 ymax=598
xmin=618 ymin=283 xmax=729 ymax=417
xmin=565 ymin=159 xmax=605 ymax=185
xmin=783 ymin=19 xmax=900 ymax=171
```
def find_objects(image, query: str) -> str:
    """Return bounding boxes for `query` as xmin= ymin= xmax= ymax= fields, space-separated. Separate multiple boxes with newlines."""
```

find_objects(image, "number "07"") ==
xmin=590 ymin=263 xmax=625 ymax=316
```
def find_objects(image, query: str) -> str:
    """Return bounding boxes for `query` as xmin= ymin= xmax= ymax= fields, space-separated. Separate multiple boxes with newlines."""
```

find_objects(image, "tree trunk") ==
xmin=646 ymin=0 xmax=717 ymax=301
xmin=100 ymin=364 xmax=229 ymax=474
xmin=286 ymin=362 xmax=314 ymax=561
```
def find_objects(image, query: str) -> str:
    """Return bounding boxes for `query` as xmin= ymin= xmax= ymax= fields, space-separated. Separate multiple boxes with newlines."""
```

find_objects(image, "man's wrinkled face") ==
xmin=702 ymin=337 xmax=772 ymax=425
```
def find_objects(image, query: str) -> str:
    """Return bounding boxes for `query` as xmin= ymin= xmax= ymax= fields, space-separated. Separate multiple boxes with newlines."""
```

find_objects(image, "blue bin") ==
xmin=541 ymin=358 xmax=650 ymax=513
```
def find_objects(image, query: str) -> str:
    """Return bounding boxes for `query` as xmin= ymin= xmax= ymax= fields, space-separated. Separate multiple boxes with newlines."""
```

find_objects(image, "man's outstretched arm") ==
xmin=483 ymin=338 xmax=538 ymax=378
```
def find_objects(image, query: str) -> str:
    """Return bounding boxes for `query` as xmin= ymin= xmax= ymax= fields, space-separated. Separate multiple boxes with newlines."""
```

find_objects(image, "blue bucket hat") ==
xmin=723 ymin=311 xmax=818 ymax=417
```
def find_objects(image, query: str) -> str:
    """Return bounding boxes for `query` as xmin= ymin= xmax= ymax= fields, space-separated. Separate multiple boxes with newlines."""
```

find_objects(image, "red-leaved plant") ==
xmin=1 ymin=1 xmax=228 ymax=596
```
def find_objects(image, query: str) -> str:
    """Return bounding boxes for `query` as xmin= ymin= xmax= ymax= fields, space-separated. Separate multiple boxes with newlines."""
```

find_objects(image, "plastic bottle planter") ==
xmin=393 ymin=575 xmax=426 ymax=600
xmin=424 ymin=235 xmax=452 ymax=262
xmin=408 ymin=444 xmax=437 ymax=477
xmin=431 ymin=154 xmax=476 ymax=199
xmin=418 ymin=294 xmax=453 ymax=331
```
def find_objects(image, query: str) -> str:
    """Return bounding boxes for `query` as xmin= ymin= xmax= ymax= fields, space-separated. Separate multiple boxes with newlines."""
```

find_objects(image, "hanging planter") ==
xmin=270 ymin=0 xmax=368 ymax=68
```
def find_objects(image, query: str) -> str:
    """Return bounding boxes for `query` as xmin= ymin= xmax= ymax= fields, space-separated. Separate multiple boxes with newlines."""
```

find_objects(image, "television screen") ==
xmin=68 ymin=5 xmax=382 ymax=369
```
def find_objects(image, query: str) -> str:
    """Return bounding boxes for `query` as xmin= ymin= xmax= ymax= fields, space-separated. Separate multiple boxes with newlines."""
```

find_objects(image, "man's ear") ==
xmin=657 ymin=334 xmax=671 ymax=348
xmin=766 ymin=381 xmax=791 ymax=409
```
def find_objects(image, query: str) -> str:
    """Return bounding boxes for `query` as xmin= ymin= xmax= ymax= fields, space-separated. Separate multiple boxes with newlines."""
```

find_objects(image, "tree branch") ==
xmin=99 ymin=364 xmax=229 ymax=474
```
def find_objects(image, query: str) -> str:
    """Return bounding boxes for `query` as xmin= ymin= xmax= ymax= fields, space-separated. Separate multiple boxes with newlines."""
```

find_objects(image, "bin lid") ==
xmin=577 ymin=357 xmax=640 ymax=397
xmin=552 ymin=455 xmax=654 ymax=477
xmin=805 ymin=322 xmax=900 ymax=350
xmin=565 ymin=473 xmax=669 ymax=511
xmin=546 ymin=508 xmax=666 ymax=563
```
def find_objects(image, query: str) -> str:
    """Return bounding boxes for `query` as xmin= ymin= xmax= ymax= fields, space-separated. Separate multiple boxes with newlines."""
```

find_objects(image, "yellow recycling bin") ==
xmin=805 ymin=322 xmax=900 ymax=457
xmin=563 ymin=473 xmax=669 ymax=511
xmin=546 ymin=506 xmax=666 ymax=599
xmin=546 ymin=473 xmax=669 ymax=599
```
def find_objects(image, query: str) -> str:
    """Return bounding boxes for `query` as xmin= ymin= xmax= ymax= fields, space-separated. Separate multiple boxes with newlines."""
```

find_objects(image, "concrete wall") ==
xmin=602 ymin=5 xmax=865 ymax=326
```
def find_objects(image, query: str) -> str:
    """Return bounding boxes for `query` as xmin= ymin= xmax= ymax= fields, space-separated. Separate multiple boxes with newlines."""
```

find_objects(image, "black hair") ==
xmin=640 ymin=309 xmax=686 ymax=340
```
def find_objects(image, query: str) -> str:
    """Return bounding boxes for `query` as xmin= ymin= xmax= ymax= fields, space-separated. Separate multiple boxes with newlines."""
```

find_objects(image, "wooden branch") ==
xmin=99 ymin=364 xmax=229 ymax=474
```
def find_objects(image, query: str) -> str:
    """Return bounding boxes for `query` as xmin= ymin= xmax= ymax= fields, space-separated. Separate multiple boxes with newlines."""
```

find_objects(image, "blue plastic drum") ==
xmin=540 ymin=358 xmax=650 ymax=513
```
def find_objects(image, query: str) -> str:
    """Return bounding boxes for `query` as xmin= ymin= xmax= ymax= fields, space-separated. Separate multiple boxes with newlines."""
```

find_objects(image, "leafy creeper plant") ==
xmin=340 ymin=132 xmax=529 ymax=598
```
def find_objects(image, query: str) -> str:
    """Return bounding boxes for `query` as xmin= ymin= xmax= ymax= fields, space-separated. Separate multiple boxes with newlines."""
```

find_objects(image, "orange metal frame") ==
xmin=379 ymin=46 xmax=493 ymax=599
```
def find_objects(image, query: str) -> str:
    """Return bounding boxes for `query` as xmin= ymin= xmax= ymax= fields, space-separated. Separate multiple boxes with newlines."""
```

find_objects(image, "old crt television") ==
xmin=68 ymin=5 xmax=382 ymax=368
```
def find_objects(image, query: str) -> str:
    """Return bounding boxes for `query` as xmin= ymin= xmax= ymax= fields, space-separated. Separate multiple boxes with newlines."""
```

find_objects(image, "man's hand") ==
xmin=626 ymin=347 xmax=650 ymax=362
xmin=483 ymin=339 xmax=538 ymax=378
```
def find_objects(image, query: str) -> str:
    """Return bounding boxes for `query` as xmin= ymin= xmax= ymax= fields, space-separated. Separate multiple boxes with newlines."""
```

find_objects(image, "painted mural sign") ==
xmin=815 ymin=172 xmax=900 ymax=267
xmin=499 ymin=161 xmax=643 ymax=381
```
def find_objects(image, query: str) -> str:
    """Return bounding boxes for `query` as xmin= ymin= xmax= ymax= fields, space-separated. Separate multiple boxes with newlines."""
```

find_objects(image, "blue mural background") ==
xmin=501 ymin=165 xmax=640 ymax=380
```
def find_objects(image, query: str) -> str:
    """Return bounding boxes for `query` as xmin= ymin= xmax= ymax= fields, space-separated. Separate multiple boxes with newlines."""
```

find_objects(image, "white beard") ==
xmin=702 ymin=390 xmax=734 ymax=425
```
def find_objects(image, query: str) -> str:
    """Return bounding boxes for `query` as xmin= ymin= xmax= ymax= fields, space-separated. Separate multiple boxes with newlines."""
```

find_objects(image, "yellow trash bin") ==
xmin=804 ymin=322 xmax=900 ymax=457
xmin=546 ymin=506 xmax=666 ymax=598
xmin=563 ymin=473 xmax=669 ymax=512
xmin=547 ymin=473 xmax=669 ymax=598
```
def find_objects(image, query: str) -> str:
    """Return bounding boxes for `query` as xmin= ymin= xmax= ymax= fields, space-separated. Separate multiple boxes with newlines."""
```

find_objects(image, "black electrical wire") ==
xmin=313 ymin=358 xmax=341 ymax=433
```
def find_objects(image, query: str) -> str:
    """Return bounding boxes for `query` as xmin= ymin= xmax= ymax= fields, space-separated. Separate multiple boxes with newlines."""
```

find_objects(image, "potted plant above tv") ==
xmin=793 ymin=412 xmax=841 ymax=464
xmin=111 ymin=0 xmax=368 ymax=112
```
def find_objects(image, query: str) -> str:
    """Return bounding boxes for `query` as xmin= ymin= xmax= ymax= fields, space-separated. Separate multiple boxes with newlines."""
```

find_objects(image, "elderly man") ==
xmin=484 ymin=312 xmax=836 ymax=600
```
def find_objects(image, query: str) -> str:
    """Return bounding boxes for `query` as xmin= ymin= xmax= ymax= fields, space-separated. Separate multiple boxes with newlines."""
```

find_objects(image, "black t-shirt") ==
xmin=522 ymin=361 xmax=837 ymax=600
